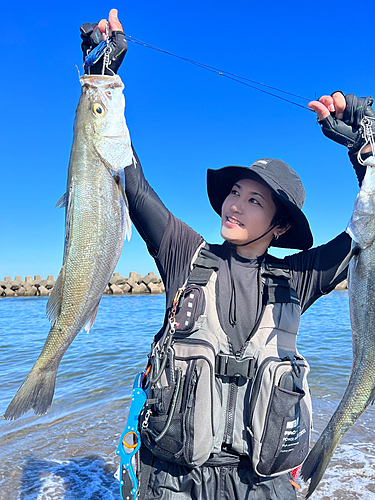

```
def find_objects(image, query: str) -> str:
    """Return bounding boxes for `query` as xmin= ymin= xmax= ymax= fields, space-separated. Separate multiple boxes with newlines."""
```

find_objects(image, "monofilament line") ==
xmin=125 ymin=35 xmax=312 ymax=110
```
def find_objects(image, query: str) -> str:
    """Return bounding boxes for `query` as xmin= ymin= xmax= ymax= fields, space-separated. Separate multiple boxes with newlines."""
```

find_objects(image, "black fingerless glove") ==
xmin=318 ymin=93 xmax=375 ymax=186
xmin=80 ymin=22 xmax=127 ymax=75
xmin=318 ymin=94 xmax=375 ymax=151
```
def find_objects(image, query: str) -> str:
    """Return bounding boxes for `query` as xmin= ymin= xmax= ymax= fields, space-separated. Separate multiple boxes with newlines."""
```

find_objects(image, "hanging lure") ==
xmin=84 ymin=22 xmax=111 ymax=74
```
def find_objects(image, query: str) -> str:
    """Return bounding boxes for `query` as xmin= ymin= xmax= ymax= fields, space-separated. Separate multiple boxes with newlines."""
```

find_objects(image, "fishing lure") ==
xmin=84 ymin=21 xmax=110 ymax=75
xmin=84 ymin=40 xmax=108 ymax=73
xmin=116 ymin=372 xmax=147 ymax=500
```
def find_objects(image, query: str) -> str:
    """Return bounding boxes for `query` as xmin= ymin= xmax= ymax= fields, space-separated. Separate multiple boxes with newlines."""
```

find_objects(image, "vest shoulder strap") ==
xmin=263 ymin=254 xmax=299 ymax=305
xmin=187 ymin=245 xmax=299 ymax=305
xmin=186 ymin=243 xmax=222 ymax=286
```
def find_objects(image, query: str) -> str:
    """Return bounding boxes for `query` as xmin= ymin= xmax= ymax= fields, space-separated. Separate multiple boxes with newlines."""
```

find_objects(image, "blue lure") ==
xmin=116 ymin=372 xmax=147 ymax=500
xmin=84 ymin=40 xmax=108 ymax=72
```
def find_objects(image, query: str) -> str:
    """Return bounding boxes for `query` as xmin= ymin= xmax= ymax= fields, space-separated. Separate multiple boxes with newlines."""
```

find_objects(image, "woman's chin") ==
xmin=221 ymin=228 xmax=244 ymax=246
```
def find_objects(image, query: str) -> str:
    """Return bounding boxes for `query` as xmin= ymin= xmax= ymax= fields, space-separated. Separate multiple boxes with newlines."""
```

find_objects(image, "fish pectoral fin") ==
xmin=56 ymin=193 xmax=67 ymax=209
xmin=46 ymin=266 xmax=66 ymax=325
xmin=114 ymin=172 xmax=132 ymax=241
xmin=96 ymin=150 xmax=132 ymax=241
xmin=83 ymin=301 xmax=101 ymax=334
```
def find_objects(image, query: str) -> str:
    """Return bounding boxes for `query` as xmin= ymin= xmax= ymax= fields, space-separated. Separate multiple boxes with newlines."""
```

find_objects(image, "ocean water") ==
xmin=0 ymin=291 xmax=374 ymax=500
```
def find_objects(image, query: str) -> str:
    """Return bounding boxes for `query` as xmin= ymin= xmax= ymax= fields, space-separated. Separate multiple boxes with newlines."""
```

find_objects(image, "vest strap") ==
xmin=216 ymin=354 xmax=255 ymax=379
xmin=186 ymin=245 xmax=221 ymax=286
xmin=187 ymin=266 xmax=215 ymax=286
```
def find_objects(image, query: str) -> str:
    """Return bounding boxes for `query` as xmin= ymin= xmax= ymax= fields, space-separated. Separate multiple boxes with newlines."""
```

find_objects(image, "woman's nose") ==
xmin=231 ymin=202 xmax=243 ymax=214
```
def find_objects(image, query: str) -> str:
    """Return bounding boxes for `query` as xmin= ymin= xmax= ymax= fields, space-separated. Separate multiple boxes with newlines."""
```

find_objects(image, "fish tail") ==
xmin=3 ymin=367 xmax=57 ymax=420
xmin=300 ymin=432 xmax=337 ymax=498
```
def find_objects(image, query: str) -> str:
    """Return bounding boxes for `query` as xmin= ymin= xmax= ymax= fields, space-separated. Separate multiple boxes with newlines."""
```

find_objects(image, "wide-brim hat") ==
xmin=207 ymin=158 xmax=313 ymax=250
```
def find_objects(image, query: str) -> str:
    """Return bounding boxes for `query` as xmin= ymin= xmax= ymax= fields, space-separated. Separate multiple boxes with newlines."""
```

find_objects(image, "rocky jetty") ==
xmin=0 ymin=273 xmax=348 ymax=298
xmin=0 ymin=272 xmax=165 ymax=298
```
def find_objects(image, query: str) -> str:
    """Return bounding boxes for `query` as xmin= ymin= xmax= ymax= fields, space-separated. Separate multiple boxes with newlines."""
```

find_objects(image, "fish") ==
xmin=3 ymin=74 xmax=133 ymax=420
xmin=300 ymin=156 xmax=375 ymax=497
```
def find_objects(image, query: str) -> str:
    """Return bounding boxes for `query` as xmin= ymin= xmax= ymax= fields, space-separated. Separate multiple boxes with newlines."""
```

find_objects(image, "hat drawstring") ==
xmin=235 ymin=215 xmax=287 ymax=247
xmin=235 ymin=223 xmax=278 ymax=247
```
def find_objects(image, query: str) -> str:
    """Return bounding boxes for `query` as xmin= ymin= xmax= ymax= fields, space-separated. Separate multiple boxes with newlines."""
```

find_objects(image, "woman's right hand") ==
xmin=80 ymin=8 xmax=127 ymax=75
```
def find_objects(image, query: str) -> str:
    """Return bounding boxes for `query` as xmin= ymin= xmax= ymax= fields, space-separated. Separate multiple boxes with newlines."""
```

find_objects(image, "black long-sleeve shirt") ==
xmin=125 ymin=147 xmax=352 ymax=352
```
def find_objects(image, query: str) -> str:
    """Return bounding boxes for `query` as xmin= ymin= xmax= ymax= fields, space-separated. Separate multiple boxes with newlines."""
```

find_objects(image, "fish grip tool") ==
xmin=116 ymin=371 xmax=147 ymax=500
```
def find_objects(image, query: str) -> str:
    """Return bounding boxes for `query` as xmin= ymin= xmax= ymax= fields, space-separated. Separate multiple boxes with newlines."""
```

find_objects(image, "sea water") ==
xmin=0 ymin=292 xmax=374 ymax=499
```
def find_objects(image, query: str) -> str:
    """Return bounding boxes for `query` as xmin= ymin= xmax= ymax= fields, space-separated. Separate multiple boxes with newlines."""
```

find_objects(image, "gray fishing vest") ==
xmin=140 ymin=244 xmax=312 ymax=477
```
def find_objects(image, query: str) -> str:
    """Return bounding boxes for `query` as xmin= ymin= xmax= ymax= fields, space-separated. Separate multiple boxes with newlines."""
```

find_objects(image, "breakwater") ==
xmin=0 ymin=272 xmax=165 ymax=298
xmin=0 ymin=274 xmax=347 ymax=298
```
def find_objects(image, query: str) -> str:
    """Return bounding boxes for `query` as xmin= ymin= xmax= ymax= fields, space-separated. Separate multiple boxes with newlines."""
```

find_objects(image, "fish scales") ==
xmin=301 ymin=158 xmax=375 ymax=497
xmin=4 ymin=75 xmax=132 ymax=420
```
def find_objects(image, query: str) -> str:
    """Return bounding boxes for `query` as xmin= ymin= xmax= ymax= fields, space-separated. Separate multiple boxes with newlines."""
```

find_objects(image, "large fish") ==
xmin=301 ymin=157 xmax=375 ymax=497
xmin=4 ymin=74 xmax=133 ymax=420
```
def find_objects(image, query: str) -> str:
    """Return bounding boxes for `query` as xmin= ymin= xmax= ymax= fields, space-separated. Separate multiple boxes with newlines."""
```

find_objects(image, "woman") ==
xmin=82 ymin=9 xmax=374 ymax=500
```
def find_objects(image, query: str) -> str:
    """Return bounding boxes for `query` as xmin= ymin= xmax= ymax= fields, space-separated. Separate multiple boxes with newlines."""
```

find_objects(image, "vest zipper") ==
xmin=224 ymin=378 xmax=238 ymax=444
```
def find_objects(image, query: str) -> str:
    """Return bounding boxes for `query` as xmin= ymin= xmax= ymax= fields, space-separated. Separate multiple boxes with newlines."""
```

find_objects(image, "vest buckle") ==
xmin=215 ymin=354 xmax=255 ymax=379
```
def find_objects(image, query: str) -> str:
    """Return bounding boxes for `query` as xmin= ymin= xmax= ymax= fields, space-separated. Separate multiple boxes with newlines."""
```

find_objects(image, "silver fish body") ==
xmin=4 ymin=75 xmax=132 ymax=420
xmin=301 ymin=157 xmax=375 ymax=497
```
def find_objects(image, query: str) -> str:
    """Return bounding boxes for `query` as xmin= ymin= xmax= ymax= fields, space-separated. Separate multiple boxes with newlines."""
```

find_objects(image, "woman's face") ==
xmin=221 ymin=178 xmax=278 ymax=250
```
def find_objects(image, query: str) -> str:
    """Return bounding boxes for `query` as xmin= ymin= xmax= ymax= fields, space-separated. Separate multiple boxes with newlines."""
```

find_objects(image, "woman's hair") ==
xmin=271 ymin=192 xmax=291 ymax=229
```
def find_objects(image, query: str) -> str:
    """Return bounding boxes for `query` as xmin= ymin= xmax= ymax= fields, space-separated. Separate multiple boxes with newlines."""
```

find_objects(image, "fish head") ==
xmin=77 ymin=75 xmax=133 ymax=171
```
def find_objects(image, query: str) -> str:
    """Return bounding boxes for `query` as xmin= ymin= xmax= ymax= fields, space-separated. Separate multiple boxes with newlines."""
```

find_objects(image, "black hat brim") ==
xmin=207 ymin=166 xmax=313 ymax=251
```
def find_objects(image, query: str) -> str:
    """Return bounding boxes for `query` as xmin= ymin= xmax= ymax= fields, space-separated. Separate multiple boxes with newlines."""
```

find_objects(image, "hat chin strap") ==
xmin=235 ymin=223 xmax=278 ymax=247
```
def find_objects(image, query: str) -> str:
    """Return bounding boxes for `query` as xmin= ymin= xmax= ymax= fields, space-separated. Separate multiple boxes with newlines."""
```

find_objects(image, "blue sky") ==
xmin=2 ymin=0 xmax=372 ymax=280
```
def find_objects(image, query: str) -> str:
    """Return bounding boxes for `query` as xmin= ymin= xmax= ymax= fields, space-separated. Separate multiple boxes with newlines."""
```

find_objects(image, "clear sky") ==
xmin=2 ymin=0 xmax=372 ymax=281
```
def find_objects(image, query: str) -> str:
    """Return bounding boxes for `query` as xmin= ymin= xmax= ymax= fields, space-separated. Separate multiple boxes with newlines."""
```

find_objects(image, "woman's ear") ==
xmin=274 ymin=223 xmax=291 ymax=239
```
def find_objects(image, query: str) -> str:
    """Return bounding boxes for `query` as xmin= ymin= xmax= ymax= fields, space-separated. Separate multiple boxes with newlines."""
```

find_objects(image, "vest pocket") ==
xmin=141 ymin=339 xmax=220 ymax=467
xmin=247 ymin=357 xmax=312 ymax=477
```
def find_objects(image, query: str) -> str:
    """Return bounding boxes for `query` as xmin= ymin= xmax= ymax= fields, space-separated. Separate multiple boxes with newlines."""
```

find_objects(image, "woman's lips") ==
xmin=225 ymin=216 xmax=242 ymax=227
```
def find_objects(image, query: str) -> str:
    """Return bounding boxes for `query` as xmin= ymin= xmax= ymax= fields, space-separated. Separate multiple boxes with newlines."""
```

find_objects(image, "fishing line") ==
xmin=125 ymin=35 xmax=312 ymax=110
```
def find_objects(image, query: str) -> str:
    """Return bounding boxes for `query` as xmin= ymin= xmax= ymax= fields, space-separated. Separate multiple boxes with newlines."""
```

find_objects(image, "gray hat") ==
xmin=207 ymin=158 xmax=313 ymax=250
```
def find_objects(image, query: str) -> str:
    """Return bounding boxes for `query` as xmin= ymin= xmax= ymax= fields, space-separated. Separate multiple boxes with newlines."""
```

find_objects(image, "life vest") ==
xmin=140 ymin=243 xmax=312 ymax=477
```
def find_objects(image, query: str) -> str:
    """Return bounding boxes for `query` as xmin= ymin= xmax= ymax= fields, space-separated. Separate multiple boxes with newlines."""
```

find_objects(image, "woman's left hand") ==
xmin=308 ymin=92 xmax=374 ymax=154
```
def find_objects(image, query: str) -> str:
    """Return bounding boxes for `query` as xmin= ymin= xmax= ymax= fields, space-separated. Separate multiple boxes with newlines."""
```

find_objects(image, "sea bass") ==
xmin=301 ymin=157 xmax=375 ymax=497
xmin=4 ymin=75 xmax=133 ymax=420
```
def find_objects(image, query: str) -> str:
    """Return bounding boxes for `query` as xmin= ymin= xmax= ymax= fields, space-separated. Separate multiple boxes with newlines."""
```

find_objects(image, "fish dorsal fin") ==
xmin=83 ymin=301 xmax=100 ymax=334
xmin=46 ymin=265 xmax=66 ymax=325
xmin=56 ymin=193 xmax=67 ymax=209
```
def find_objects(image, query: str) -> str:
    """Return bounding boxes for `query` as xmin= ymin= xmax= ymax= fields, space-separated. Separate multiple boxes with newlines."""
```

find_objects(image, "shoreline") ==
xmin=0 ymin=272 xmax=165 ymax=298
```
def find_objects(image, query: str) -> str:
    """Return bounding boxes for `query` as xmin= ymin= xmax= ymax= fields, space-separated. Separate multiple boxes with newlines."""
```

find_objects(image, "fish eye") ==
xmin=92 ymin=103 xmax=105 ymax=116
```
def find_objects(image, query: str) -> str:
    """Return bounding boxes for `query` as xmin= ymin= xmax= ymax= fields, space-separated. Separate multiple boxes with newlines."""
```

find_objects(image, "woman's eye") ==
xmin=230 ymin=189 xmax=239 ymax=195
xmin=249 ymin=198 xmax=260 ymax=205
